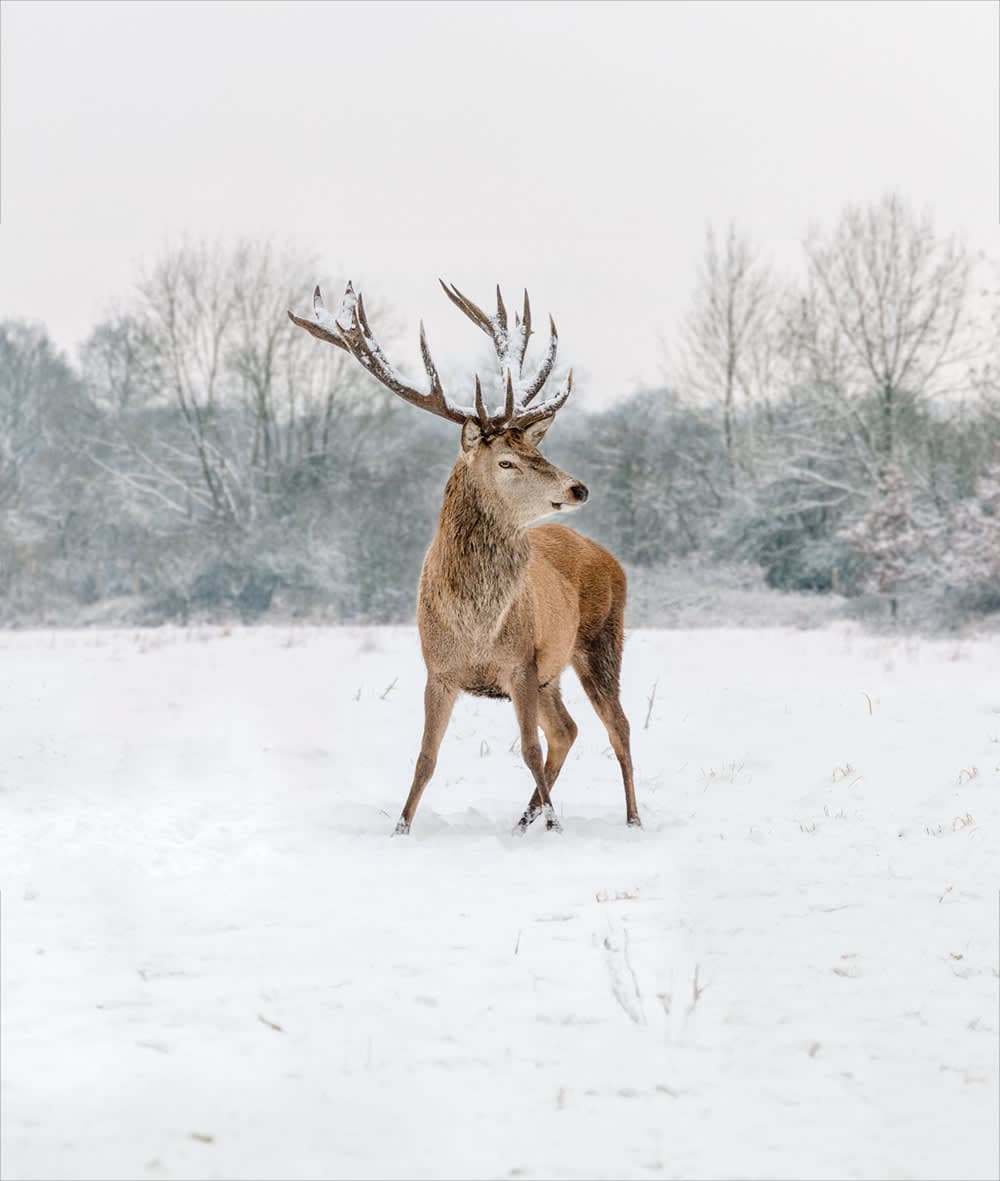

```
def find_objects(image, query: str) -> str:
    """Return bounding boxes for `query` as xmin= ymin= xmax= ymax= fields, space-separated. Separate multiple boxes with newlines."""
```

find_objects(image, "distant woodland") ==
xmin=2 ymin=194 xmax=998 ymax=629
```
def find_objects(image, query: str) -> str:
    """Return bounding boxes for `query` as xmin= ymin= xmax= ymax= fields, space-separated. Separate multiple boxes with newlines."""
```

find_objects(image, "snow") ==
xmin=332 ymin=284 xmax=357 ymax=333
xmin=305 ymin=285 xmax=349 ymax=341
xmin=2 ymin=625 xmax=997 ymax=1180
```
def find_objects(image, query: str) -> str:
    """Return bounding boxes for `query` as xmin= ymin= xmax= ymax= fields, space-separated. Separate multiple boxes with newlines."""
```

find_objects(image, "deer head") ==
xmin=458 ymin=414 xmax=588 ymax=527
xmin=287 ymin=280 xmax=583 ymax=525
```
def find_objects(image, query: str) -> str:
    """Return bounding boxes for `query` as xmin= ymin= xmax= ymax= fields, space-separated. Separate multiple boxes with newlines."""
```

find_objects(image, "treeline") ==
xmin=1 ymin=195 xmax=998 ymax=628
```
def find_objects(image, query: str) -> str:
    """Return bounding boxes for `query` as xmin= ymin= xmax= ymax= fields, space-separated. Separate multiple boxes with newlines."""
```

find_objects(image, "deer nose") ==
xmin=569 ymin=483 xmax=589 ymax=503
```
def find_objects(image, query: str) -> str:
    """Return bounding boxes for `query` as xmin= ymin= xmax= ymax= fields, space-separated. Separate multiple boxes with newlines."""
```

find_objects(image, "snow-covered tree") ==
xmin=940 ymin=453 xmax=1000 ymax=609
xmin=840 ymin=463 xmax=920 ymax=619
xmin=0 ymin=321 xmax=85 ymax=510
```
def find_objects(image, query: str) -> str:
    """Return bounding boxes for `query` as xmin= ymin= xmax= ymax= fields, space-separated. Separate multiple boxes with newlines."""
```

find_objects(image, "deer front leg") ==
xmin=517 ymin=683 xmax=577 ymax=830
xmin=394 ymin=677 xmax=458 ymax=835
xmin=510 ymin=664 xmax=561 ymax=833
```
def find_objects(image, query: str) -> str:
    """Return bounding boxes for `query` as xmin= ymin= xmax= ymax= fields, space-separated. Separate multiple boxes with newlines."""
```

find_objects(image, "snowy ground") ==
xmin=2 ymin=625 xmax=997 ymax=1180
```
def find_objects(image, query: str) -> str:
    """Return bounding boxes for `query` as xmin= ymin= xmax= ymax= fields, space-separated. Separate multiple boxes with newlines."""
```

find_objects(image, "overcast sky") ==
xmin=1 ymin=0 xmax=997 ymax=409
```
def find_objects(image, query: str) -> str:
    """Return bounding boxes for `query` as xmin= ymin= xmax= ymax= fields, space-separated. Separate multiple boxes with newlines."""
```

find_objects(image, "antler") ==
xmin=438 ymin=281 xmax=573 ymax=430
xmin=288 ymin=280 xmax=573 ymax=434
xmin=287 ymin=283 xmax=473 ymax=425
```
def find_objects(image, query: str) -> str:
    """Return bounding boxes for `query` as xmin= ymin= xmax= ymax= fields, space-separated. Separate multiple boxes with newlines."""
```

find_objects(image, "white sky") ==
xmin=1 ymin=0 xmax=997 ymax=409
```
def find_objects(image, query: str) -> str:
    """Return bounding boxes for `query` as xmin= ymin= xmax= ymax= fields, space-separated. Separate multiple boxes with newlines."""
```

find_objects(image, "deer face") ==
xmin=461 ymin=414 xmax=589 ymax=526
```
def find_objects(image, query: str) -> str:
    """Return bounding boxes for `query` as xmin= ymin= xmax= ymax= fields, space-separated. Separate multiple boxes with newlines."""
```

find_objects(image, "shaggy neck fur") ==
xmin=428 ymin=461 xmax=530 ymax=634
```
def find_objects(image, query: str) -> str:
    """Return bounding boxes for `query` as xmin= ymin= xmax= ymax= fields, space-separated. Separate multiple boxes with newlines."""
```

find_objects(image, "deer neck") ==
xmin=428 ymin=462 xmax=530 ymax=634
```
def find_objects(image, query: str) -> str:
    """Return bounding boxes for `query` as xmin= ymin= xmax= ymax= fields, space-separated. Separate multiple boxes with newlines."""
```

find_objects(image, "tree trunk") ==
xmin=882 ymin=381 xmax=894 ymax=465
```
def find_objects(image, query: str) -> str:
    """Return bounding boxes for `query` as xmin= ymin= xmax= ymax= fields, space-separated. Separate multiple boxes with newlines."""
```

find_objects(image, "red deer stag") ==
xmin=288 ymin=281 xmax=640 ymax=834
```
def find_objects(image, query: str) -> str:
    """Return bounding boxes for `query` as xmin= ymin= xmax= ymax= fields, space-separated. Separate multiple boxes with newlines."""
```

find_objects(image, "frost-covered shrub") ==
xmin=709 ymin=477 xmax=853 ymax=593
xmin=935 ymin=456 xmax=1000 ymax=614
xmin=839 ymin=465 xmax=920 ymax=602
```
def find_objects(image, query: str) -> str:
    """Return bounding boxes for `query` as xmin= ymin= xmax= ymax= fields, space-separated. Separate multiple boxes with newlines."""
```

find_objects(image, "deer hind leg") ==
xmin=573 ymin=616 xmax=641 ymax=828
xmin=394 ymin=677 xmax=458 ymax=835
xmin=509 ymin=664 xmax=562 ymax=833
xmin=517 ymin=681 xmax=578 ymax=831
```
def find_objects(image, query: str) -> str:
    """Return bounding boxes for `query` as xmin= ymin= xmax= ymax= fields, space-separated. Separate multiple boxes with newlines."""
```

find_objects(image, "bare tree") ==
xmin=80 ymin=311 xmax=160 ymax=414
xmin=0 ymin=320 xmax=94 ymax=608
xmin=677 ymin=223 xmax=777 ymax=486
xmin=0 ymin=321 xmax=85 ymax=512
xmin=86 ymin=240 xmax=380 ymax=529
xmin=796 ymin=193 xmax=971 ymax=469
xmin=228 ymin=242 xmax=370 ymax=477
xmin=0 ymin=322 xmax=46 ymax=510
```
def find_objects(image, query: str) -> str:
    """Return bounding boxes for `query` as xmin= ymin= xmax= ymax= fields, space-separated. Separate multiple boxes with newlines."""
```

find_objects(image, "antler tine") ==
xmin=506 ymin=288 xmax=532 ymax=377
xmin=474 ymin=374 xmax=488 ymax=425
xmin=286 ymin=285 xmax=350 ymax=352
xmin=471 ymin=369 xmax=518 ymax=433
xmin=495 ymin=285 xmax=507 ymax=331
xmin=418 ymin=320 xmax=442 ymax=394
xmin=355 ymin=288 xmax=374 ymax=337
xmin=439 ymin=280 xmax=493 ymax=336
xmin=513 ymin=369 xmax=573 ymax=429
xmin=518 ymin=314 xmax=559 ymax=406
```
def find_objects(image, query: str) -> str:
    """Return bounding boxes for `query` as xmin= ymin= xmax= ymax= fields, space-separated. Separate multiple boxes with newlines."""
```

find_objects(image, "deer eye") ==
xmin=498 ymin=459 xmax=515 ymax=469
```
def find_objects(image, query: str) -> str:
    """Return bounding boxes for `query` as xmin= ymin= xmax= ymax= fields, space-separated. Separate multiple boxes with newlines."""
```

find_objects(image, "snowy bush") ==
xmin=838 ymin=464 xmax=921 ymax=619
xmin=937 ymin=455 xmax=1000 ymax=613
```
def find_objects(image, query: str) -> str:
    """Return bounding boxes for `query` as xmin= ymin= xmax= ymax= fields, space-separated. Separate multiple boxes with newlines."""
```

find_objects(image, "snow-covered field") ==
xmin=2 ymin=624 xmax=997 ymax=1180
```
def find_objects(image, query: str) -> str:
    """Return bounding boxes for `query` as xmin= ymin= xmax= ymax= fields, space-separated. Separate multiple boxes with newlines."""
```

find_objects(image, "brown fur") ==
xmin=395 ymin=423 xmax=640 ymax=834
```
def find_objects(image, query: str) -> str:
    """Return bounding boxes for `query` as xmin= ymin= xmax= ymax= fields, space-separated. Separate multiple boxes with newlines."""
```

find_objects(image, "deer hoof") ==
xmin=627 ymin=816 xmax=643 ymax=829
xmin=515 ymin=807 xmax=542 ymax=833
xmin=393 ymin=819 xmax=410 ymax=836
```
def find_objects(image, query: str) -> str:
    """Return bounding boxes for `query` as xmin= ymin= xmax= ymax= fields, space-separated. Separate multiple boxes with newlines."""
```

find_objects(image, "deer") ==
xmin=288 ymin=280 xmax=640 ymax=835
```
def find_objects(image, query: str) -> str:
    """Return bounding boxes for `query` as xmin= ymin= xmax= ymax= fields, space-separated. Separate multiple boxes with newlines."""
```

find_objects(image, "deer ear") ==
xmin=461 ymin=418 xmax=483 ymax=454
xmin=523 ymin=414 xmax=555 ymax=447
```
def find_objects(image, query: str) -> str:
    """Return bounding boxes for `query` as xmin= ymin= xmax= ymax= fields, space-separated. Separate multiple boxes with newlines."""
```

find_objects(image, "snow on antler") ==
xmin=289 ymin=282 xmax=474 ymax=423
xmin=333 ymin=284 xmax=358 ymax=332
xmin=438 ymin=281 xmax=573 ymax=430
xmin=289 ymin=279 xmax=573 ymax=431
